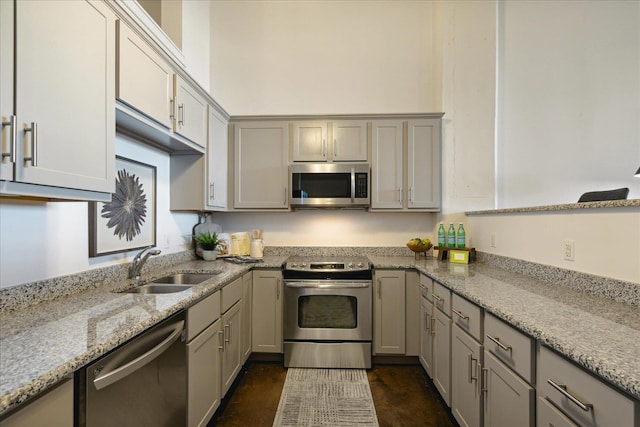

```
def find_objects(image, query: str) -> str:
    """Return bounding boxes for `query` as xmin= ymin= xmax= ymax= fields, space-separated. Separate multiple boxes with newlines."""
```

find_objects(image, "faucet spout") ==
xmin=129 ymin=245 xmax=161 ymax=281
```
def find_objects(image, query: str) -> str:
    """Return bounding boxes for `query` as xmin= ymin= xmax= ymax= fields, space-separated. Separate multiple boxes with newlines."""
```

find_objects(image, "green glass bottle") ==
xmin=447 ymin=224 xmax=456 ymax=247
xmin=437 ymin=223 xmax=446 ymax=247
xmin=456 ymin=223 xmax=466 ymax=248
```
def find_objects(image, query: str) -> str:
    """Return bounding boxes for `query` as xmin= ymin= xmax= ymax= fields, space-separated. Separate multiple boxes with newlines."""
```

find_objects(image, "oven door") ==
xmin=284 ymin=280 xmax=372 ymax=342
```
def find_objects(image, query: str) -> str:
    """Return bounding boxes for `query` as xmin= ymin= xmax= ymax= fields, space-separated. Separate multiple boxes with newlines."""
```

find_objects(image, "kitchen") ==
xmin=1 ymin=0 xmax=639 ymax=426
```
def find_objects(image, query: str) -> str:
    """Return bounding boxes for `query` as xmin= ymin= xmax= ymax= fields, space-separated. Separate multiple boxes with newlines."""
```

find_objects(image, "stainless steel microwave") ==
xmin=289 ymin=163 xmax=370 ymax=208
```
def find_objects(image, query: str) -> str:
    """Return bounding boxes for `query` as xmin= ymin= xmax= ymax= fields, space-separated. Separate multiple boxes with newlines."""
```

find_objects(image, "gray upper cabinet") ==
xmin=1 ymin=0 xmax=115 ymax=201
xmin=292 ymin=120 xmax=367 ymax=162
xmin=233 ymin=121 xmax=289 ymax=209
xmin=371 ymin=118 xmax=442 ymax=211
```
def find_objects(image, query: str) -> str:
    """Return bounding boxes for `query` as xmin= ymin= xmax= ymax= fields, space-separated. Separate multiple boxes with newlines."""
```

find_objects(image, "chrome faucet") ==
xmin=129 ymin=246 xmax=161 ymax=281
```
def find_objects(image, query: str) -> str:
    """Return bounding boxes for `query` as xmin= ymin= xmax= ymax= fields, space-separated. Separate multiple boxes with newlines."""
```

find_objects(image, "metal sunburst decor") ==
xmin=101 ymin=169 xmax=147 ymax=241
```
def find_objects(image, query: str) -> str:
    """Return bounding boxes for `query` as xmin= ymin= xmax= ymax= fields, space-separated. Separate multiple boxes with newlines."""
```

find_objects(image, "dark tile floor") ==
xmin=210 ymin=362 xmax=457 ymax=427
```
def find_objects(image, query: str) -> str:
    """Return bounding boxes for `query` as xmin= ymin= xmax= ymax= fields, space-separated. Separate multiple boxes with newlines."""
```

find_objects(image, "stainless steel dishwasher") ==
xmin=77 ymin=311 xmax=186 ymax=427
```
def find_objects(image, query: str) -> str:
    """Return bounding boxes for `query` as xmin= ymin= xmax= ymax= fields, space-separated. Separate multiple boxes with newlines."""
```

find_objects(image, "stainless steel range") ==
xmin=283 ymin=256 xmax=372 ymax=369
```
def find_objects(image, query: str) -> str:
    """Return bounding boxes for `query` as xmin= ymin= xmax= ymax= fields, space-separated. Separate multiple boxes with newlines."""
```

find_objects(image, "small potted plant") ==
xmin=194 ymin=231 xmax=221 ymax=261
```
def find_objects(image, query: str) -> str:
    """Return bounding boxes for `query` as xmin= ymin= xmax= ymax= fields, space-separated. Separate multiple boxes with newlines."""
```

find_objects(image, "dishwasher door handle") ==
xmin=93 ymin=320 xmax=185 ymax=390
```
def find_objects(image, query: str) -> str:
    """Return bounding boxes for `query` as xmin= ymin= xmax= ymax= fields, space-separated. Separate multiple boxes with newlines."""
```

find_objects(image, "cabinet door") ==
xmin=13 ymin=0 xmax=114 ymax=194
xmin=241 ymin=272 xmax=252 ymax=363
xmin=373 ymin=270 xmax=406 ymax=354
xmin=221 ymin=301 xmax=242 ymax=396
xmin=537 ymin=397 xmax=579 ymax=427
xmin=117 ymin=21 xmax=173 ymax=130
xmin=207 ymin=107 xmax=229 ymax=210
xmin=187 ymin=319 xmax=222 ymax=427
xmin=433 ymin=308 xmax=452 ymax=406
xmin=0 ymin=0 xmax=14 ymax=182
xmin=292 ymin=121 xmax=328 ymax=161
xmin=407 ymin=119 xmax=441 ymax=210
xmin=332 ymin=121 xmax=367 ymax=161
xmin=234 ymin=122 xmax=289 ymax=209
xmin=452 ymin=325 xmax=483 ymax=427
xmin=174 ymin=75 xmax=207 ymax=148
xmin=252 ymin=270 xmax=283 ymax=353
xmin=419 ymin=295 xmax=434 ymax=376
xmin=483 ymin=350 xmax=534 ymax=427
xmin=371 ymin=120 xmax=403 ymax=209
xmin=0 ymin=379 xmax=73 ymax=427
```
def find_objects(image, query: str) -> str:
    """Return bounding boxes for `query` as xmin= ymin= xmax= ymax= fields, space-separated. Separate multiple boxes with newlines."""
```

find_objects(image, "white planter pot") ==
xmin=201 ymin=250 xmax=219 ymax=261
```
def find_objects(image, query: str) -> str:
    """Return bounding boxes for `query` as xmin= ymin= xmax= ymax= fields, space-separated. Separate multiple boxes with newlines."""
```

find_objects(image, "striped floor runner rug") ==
xmin=272 ymin=368 xmax=379 ymax=427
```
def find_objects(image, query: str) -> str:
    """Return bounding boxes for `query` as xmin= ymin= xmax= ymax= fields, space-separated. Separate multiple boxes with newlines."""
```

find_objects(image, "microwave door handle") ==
xmin=351 ymin=167 xmax=355 ymax=202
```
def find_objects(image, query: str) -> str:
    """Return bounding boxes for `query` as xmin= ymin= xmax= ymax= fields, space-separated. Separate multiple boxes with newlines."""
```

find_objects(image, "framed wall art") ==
xmin=89 ymin=156 xmax=156 ymax=257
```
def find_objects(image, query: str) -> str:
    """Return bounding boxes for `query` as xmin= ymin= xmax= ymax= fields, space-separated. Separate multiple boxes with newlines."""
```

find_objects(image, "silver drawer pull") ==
xmin=487 ymin=334 xmax=512 ymax=353
xmin=547 ymin=379 xmax=593 ymax=412
xmin=432 ymin=293 xmax=443 ymax=302
xmin=2 ymin=115 xmax=17 ymax=163
xmin=453 ymin=309 xmax=469 ymax=320
xmin=23 ymin=122 xmax=37 ymax=166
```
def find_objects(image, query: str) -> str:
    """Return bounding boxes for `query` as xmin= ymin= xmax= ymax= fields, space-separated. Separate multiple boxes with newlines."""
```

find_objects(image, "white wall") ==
xmin=210 ymin=0 xmax=436 ymax=115
xmin=496 ymin=0 xmax=640 ymax=208
xmin=0 ymin=135 xmax=197 ymax=289
xmin=182 ymin=0 xmax=211 ymax=92
xmin=468 ymin=207 xmax=640 ymax=283
xmin=211 ymin=211 xmax=435 ymax=248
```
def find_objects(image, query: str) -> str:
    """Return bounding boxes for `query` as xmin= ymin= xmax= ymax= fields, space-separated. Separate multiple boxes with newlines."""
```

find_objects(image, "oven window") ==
xmin=298 ymin=295 xmax=357 ymax=329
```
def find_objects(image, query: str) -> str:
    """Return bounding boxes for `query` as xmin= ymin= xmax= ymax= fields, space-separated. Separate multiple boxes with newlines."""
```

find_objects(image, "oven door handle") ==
xmin=285 ymin=281 xmax=371 ymax=289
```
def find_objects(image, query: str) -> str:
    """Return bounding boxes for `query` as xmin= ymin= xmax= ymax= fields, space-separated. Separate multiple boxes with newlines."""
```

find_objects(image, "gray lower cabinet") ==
xmin=419 ymin=292 xmax=434 ymax=376
xmin=432 ymin=306 xmax=452 ymax=406
xmin=451 ymin=324 xmax=483 ymax=427
xmin=483 ymin=350 xmax=534 ymax=427
xmin=537 ymin=345 xmax=638 ymax=427
xmin=251 ymin=270 xmax=283 ymax=353
xmin=537 ymin=397 xmax=579 ymax=427
xmin=221 ymin=301 xmax=242 ymax=396
xmin=373 ymin=269 xmax=406 ymax=354
xmin=241 ymin=272 xmax=252 ymax=362
xmin=186 ymin=291 xmax=221 ymax=427
xmin=0 ymin=379 xmax=73 ymax=427
xmin=187 ymin=319 xmax=222 ymax=427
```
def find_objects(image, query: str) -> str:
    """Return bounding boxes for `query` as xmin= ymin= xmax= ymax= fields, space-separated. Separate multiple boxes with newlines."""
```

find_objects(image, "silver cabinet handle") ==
xmin=209 ymin=182 xmax=214 ymax=200
xmin=409 ymin=187 xmax=413 ymax=204
xmin=430 ymin=316 xmax=436 ymax=336
xmin=170 ymin=98 xmax=175 ymax=120
xmin=453 ymin=309 xmax=469 ymax=320
xmin=547 ymin=379 xmax=593 ymax=412
xmin=284 ymin=187 xmax=287 ymax=206
xmin=398 ymin=188 xmax=402 ymax=204
xmin=377 ymin=278 xmax=382 ymax=299
xmin=178 ymin=103 xmax=185 ymax=126
xmin=487 ymin=334 xmax=512 ymax=353
xmin=2 ymin=115 xmax=17 ymax=163
xmin=425 ymin=313 xmax=430 ymax=332
xmin=224 ymin=323 xmax=230 ymax=344
xmin=23 ymin=122 xmax=37 ymax=166
xmin=217 ymin=330 xmax=224 ymax=350
xmin=276 ymin=278 xmax=281 ymax=299
xmin=432 ymin=293 xmax=443 ymax=302
xmin=322 ymin=139 xmax=326 ymax=157
xmin=333 ymin=139 xmax=337 ymax=158
xmin=468 ymin=354 xmax=478 ymax=383
xmin=93 ymin=320 xmax=184 ymax=390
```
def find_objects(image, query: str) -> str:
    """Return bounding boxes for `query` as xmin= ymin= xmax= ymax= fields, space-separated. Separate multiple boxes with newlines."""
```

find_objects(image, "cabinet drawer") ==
xmin=484 ymin=312 xmax=534 ymax=383
xmin=432 ymin=281 xmax=451 ymax=316
xmin=418 ymin=274 xmax=433 ymax=302
xmin=538 ymin=345 xmax=637 ymax=427
xmin=537 ymin=397 xmax=579 ymax=427
xmin=221 ymin=277 xmax=242 ymax=313
xmin=452 ymin=294 xmax=482 ymax=342
xmin=187 ymin=291 xmax=220 ymax=341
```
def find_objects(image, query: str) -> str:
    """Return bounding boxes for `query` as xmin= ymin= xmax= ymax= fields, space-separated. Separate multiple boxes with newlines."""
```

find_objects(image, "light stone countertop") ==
xmin=369 ymin=256 xmax=640 ymax=402
xmin=0 ymin=256 xmax=287 ymax=416
xmin=1 ymin=253 xmax=638 ymax=417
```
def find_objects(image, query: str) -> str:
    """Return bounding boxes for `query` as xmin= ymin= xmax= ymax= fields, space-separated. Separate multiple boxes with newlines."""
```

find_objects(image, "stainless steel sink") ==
xmin=151 ymin=272 xmax=219 ymax=285
xmin=120 ymin=284 xmax=194 ymax=294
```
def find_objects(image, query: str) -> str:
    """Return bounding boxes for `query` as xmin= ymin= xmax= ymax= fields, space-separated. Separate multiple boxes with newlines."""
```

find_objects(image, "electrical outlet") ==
xmin=490 ymin=233 xmax=496 ymax=248
xmin=564 ymin=239 xmax=575 ymax=261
